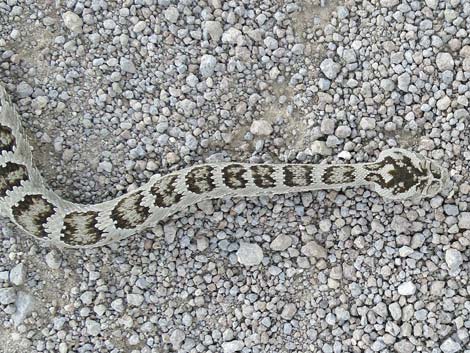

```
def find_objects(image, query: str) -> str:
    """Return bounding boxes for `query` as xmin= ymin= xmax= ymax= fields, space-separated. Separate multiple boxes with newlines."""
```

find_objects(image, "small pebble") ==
xmin=397 ymin=281 xmax=416 ymax=296
xmin=301 ymin=241 xmax=327 ymax=258
xmin=236 ymin=242 xmax=263 ymax=266
xmin=9 ymin=263 xmax=25 ymax=286
xmin=62 ymin=11 xmax=83 ymax=33
xmin=320 ymin=58 xmax=341 ymax=80
xmin=250 ymin=120 xmax=273 ymax=136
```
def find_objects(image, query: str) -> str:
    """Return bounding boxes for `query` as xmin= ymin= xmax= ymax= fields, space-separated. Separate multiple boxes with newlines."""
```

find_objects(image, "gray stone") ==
xmin=394 ymin=340 xmax=415 ymax=353
xmin=463 ymin=57 xmax=470 ymax=72
xmin=397 ymin=281 xmax=416 ymax=296
xmin=445 ymin=248 xmax=463 ymax=275
xmin=301 ymin=241 xmax=327 ymax=258
xmin=103 ymin=19 xmax=116 ymax=30
xmin=12 ymin=291 xmax=34 ymax=326
xmin=164 ymin=6 xmax=179 ymax=23
xmin=371 ymin=339 xmax=386 ymax=351
xmin=120 ymin=58 xmax=136 ymax=74
xmin=458 ymin=212 xmax=470 ymax=229
xmin=425 ymin=0 xmax=438 ymax=9
xmin=436 ymin=53 xmax=454 ymax=71
xmin=397 ymin=72 xmax=411 ymax=91
xmin=411 ymin=233 xmax=425 ymax=249
xmin=9 ymin=263 xmax=25 ymax=286
xmin=164 ymin=224 xmax=177 ymax=243
xmin=359 ymin=117 xmax=376 ymax=130
xmin=335 ymin=307 xmax=350 ymax=322
xmin=222 ymin=340 xmax=244 ymax=353
xmin=170 ymin=329 xmax=185 ymax=348
xmin=319 ymin=219 xmax=331 ymax=232
xmin=237 ymin=242 xmax=263 ymax=266
xmin=0 ymin=271 xmax=8 ymax=282
xmin=415 ymin=308 xmax=428 ymax=321
xmin=202 ymin=21 xmax=223 ymax=41
xmin=389 ymin=302 xmax=402 ymax=320
xmin=454 ymin=109 xmax=469 ymax=120
xmin=440 ymin=337 xmax=462 ymax=353
xmin=399 ymin=246 xmax=413 ymax=257
xmin=127 ymin=293 xmax=144 ymax=306
xmin=250 ymin=120 xmax=273 ymax=136
xmin=443 ymin=204 xmax=459 ymax=216
xmin=85 ymin=319 xmax=101 ymax=336
xmin=0 ymin=287 xmax=16 ymax=305
xmin=310 ymin=141 xmax=332 ymax=156
xmin=318 ymin=78 xmax=331 ymax=90
xmin=380 ymin=0 xmax=399 ymax=7
xmin=336 ymin=6 xmax=349 ymax=19
xmin=264 ymin=36 xmax=278 ymax=50
xmin=133 ymin=21 xmax=146 ymax=33
xmin=380 ymin=78 xmax=395 ymax=91
xmin=45 ymin=251 xmax=62 ymax=269
xmin=437 ymin=96 xmax=451 ymax=111
xmin=320 ymin=59 xmax=341 ymax=80
xmin=373 ymin=302 xmax=388 ymax=318
xmin=111 ymin=298 xmax=125 ymax=312
xmin=391 ymin=215 xmax=410 ymax=234
xmin=199 ymin=54 xmax=217 ymax=78
xmin=270 ymin=234 xmax=292 ymax=251
xmin=320 ymin=118 xmax=335 ymax=135
xmin=32 ymin=96 xmax=48 ymax=110
xmin=291 ymin=43 xmax=305 ymax=55
xmin=16 ymin=81 xmax=33 ymax=98
xmin=342 ymin=49 xmax=356 ymax=63
xmin=335 ymin=125 xmax=352 ymax=138
xmin=62 ymin=11 xmax=83 ymax=33
xmin=222 ymin=28 xmax=242 ymax=44
xmin=99 ymin=161 xmax=113 ymax=173
xmin=281 ymin=303 xmax=297 ymax=320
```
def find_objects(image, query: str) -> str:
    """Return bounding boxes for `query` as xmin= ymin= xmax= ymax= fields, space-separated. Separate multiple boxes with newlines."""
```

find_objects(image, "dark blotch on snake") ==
xmin=0 ymin=162 xmax=28 ymax=198
xmin=61 ymin=211 xmax=104 ymax=246
xmin=151 ymin=174 xmax=183 ymax=208
xmin=12 ymin=194 xmax=55 ymax=239
xmin=222 ymin=164 xmax=248 ymax=189
xmin=0 ymin=124 xmax=16 ymax=154
xmin=283 ymin=165 xmax=313 ymax=187
xmin=111 ymin=191 xmax=150 ymax=229
xmin=186 ymin=165 xmax=216 ymax=194
xmin=251 ymin=165 xmax=276 ymax=188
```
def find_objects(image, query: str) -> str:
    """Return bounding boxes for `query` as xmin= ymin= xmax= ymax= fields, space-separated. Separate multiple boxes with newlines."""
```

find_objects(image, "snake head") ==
xmin=372 ymin=148 xmax=448 ymax=200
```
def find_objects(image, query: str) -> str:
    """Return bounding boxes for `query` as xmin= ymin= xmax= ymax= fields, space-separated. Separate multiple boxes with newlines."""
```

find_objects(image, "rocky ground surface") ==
xmin=0 ymin=0 xmax=469 ymax=352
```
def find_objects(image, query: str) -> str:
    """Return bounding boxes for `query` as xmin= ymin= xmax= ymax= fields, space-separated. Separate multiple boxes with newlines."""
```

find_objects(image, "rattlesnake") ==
xmin=0 ymin=84 xmax=448 ymax=249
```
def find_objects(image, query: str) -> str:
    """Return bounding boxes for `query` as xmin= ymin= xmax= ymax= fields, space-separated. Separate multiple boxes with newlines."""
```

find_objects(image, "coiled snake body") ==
xmin=0 ymin=85 xmax=448 ymax=248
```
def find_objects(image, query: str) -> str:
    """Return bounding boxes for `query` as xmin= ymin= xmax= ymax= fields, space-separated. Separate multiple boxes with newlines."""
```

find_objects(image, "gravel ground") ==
xmin=0 ymin=0 xmax=469 ymax=352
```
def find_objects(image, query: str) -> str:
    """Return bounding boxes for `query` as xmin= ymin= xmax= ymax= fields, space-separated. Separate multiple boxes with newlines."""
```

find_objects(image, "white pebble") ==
xmin=62 ymin=11 xmax=83 ymax=33
xmin=301 ymin=241 xmax=327 ymax=258
xmin=397 ymin=281 xmax=416 ymax=296
xmin=436 ymin=53 xmax=454 ymax=71
xmin=458 ymin=212 xmax=470 ymax=229
xmin=164 ymin=7 xmax=179 ymax=23
xmin=320 ymin=58 xmax=341 ymax=80
xmin=445 ymin=248 xmax=463 ymax=275
xmin=9 ymin=263 xmax=25 ymax=286
xmin=222 ymin=340 xmax=244 ymax=353
xmin=270 ymin=234 xmax=292 ymax=251
xmin=250 ymin=120 xmax=273 ymax=136
xmin=237 ymin=242 xmax=263 ymax=266
xmin=199 ymin=54 xmax=217 ymax=78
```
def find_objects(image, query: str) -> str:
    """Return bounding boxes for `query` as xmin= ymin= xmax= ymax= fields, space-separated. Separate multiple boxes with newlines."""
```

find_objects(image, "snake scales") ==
xmin=0 ymin=84 xmax=448 ymax=249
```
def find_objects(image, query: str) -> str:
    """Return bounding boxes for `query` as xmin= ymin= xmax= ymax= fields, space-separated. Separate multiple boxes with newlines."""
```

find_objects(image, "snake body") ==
xmin=0 ymin=84 xmax=448 ymax=248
